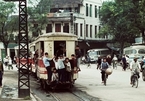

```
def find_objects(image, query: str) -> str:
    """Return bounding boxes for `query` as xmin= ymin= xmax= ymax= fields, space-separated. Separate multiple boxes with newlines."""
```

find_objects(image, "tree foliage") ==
xmin=27 ymin=0 xmax=52 ymax=40
xmin=99 ymin=0 xmax=141 ymax=54
xmin=0 ymin=1 xmax=18 ymax=55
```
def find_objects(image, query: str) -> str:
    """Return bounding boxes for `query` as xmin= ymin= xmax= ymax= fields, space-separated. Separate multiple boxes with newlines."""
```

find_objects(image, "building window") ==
xmin=86 ymin=24 xmax=88 ymax=37
xmin=80 ymin=24 xmax=83 ymax=37
xmin=86 ymin=4 xmax=88 ymax=16
xmin=90 ymin=25 xmax=92 ymax=38
xmin=99 ymin=26 xmax=101 ymax=38
xmin=99 ymin=6 xmax=101 ymax=18
xmin=63 ymin=23 xmax=69 ymax=33
xmin=90 ymin=4 xmax=92 ymax=17
xmin=55 ymin=24 xmax=61 ymax=32
xmin=95 ymin=26 xmax=97 ymax=38
xmin=46 ymin=24 xmax=52 ymax=33
xmin=75 ymin=23 xmax=78 ymax=35
xmin=95 ymin=6 xmax=97 ymax=18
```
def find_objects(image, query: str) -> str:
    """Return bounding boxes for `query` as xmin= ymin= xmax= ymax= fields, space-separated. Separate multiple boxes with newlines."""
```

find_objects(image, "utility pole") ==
xmin=4 ymin=0 xmax=30 ymax=98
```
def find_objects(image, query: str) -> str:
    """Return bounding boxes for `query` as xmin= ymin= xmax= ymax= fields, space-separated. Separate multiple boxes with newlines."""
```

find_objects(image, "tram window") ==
xmin=138 ymin=49 xmax=145 ymax=54
xmin=63 ymin=23 xmax=69 ymax=33
xmin=46 ymin=24 xmax=52 ymax=33
xmin=55 ymin=24 xmax=61 ymax=32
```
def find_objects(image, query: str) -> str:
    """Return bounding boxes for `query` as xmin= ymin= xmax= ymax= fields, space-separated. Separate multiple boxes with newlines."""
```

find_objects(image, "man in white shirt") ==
xmin=57 ymin=55 xmax=65 ymax=83
xmin=130 ymin=57 xmax=141 ymax=84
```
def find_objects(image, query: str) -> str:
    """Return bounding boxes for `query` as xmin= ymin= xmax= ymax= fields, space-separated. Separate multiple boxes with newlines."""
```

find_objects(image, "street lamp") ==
xmin=3 ymin=0 xmax=30 ymax=98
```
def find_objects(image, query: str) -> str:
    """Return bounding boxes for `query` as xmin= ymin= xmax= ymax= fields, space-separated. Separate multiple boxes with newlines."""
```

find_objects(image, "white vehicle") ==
xmin=123 ymin=45 xmax=145 ymax=63
xmin=87 ymin=48 xmax=110 ymax=62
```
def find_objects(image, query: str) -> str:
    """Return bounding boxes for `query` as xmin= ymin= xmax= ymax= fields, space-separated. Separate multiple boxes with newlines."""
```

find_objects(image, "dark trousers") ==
xmin=65 ymin=71 xmax=71 ymax=82
xmin=101 ymin=71 xmax=108 ymax=81
xmin=123 ymin=63 xmax=127 ymax=71
xmin=58 ymin=68 xmax=65 ymax=82
xmin=46 ymin=66 xmax=52 ymax=81
xmin=0 ymin=78 xmax=2 ymax=86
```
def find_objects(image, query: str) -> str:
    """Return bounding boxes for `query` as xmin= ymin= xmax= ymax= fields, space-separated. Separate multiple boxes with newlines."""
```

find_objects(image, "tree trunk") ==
xmin=4 ymin=44 xmax=8 ymax=56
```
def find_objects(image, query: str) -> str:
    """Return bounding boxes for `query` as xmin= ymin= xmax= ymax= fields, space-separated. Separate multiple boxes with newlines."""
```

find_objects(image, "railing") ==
xmin=47 ymin=12 xmax=84 ymax=18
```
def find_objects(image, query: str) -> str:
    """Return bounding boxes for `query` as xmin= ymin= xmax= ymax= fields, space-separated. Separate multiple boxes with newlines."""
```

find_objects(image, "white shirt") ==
xmin=57 ymin=58 xmax=65 ymax=69
xmin=130 ymin=61 xmax=141 ymax=70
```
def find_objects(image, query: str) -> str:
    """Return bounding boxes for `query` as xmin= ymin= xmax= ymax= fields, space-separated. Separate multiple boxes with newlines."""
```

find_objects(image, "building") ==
xmin=31 ymin=0 xmax=112 ymax=55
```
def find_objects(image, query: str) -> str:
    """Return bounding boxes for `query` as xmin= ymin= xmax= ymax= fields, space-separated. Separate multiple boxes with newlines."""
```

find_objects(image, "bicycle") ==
xmin=131 ymin=70 xmax=139 ymax=88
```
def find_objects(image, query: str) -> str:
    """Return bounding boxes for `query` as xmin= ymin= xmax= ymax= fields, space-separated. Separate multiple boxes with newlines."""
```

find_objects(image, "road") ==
xmin=75 ymin=64 xmax=145 ymax=101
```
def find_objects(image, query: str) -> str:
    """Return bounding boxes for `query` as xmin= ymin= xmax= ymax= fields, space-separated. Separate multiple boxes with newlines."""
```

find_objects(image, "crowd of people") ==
xmin=42 ymin=45 xmax=82 ymax=84
xmin=95 ymin=54 xmax=142 ymax=84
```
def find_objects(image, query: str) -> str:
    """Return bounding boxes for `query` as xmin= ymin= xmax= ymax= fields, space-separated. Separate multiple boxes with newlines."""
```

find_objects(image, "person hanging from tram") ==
xmin=70 ymin=54 xmax=79 ymax=84
xmin=43 ymin=52 xmax=53 ymax=83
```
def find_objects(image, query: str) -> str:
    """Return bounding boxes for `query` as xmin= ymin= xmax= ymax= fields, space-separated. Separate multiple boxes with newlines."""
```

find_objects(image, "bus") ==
xmin=123 ymin=45 xmax=145 ymax=63
xmin=87 ymin=48 xmax=110 ymax=63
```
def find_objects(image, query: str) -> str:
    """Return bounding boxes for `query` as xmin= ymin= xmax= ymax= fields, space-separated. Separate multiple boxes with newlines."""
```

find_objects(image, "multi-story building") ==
xmin=33 ymin=0 xmax=112 ymax=54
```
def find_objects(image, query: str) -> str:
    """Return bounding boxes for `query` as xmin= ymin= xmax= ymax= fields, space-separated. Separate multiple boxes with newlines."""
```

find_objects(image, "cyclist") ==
xmin=130 ymin=57 xmax=141 ymax=84
xmin=100 ymin=58 xmax=109 ymax=83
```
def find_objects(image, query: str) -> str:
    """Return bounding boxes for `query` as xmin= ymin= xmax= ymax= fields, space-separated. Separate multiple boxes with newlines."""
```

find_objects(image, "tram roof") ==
xmin=39 ymin=32 xmax=77 ymax=37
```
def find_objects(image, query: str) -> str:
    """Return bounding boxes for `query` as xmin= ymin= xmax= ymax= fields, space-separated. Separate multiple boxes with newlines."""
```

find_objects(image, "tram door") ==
xmin=54 ymin=41 xmax=66 ymax=57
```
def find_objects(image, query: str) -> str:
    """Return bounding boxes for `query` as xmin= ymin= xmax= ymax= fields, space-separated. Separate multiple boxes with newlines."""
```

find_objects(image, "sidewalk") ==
xmin=0 ymin=64 xmax=37 ymax=101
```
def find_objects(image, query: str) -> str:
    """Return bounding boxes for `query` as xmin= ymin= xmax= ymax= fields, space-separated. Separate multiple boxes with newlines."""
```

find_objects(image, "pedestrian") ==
xmin=42 ymin=52 xmax=53 ymax=83
xmin=122 ymin=54 xmax=127 ymax=71
xmin=3 ymin=56 xmax=8 ymax=68
xmin=100 ymin=58 xmax=109 ymax=83
xmin=75 ymin=45 xmax=82 ymax=71
xmin=8 ymin=57 xmax=13 ymax=70
xmin=13 ymin=56 xmax=17 ymax=64
xmin=0 ymin=59 xmax=4 ymax=87
xmin=106 ymin=55 xmax=112 ymax=65
xmin=112 ymin=55 xmax=118 ymax=69
xmin=97 ymin=55 xmax=102 ymax=69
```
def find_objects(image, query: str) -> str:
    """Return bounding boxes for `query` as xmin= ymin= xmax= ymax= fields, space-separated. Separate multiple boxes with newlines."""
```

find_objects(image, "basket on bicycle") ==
xmin=106 ymin=67 xmax=113 ymax=75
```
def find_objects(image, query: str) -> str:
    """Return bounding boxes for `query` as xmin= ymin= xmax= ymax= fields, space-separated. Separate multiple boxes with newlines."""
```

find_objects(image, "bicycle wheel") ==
xmin=104 ymin=74 xmax=106 ymax=86
xmin=132 ymin=75 xmax=138 ymax=88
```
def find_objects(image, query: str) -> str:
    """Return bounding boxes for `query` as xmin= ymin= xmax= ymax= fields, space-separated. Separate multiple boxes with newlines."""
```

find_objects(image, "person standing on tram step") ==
xmin=75 ymin=45 xmax=82 ymax=71
xmin=43 ymin=52 xmax=52 ymax=82
xmin=55 ymin=55 xmax=65 ymax=83
xmin=64 ymin=58 xmax=72 ymax=83
xmin=70 ymin=54 xmax=78 ymax=84
xmin=0 ymin=59 xmax=4 ymax=87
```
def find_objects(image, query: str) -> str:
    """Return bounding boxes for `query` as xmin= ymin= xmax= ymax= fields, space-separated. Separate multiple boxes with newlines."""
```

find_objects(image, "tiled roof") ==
xmin=51 ymin=0 xmax=83 ymax=8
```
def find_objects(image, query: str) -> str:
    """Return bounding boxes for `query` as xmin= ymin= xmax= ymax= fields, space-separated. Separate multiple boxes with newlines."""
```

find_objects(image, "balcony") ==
xmin=47 ymin=12 xmax=84 ymax=18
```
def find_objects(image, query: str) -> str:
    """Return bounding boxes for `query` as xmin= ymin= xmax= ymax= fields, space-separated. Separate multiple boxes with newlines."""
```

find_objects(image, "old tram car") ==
xmin=29 ymin=32 xmax=78 ymax=90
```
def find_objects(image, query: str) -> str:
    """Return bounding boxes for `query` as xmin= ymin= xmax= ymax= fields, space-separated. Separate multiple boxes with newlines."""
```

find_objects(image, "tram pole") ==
xmin=4 ymin=0 xmax=30 ymax=98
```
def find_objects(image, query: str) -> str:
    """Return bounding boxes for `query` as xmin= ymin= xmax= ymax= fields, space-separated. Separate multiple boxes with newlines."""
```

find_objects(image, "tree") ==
xmin=99 ymin=0 xmax=140 ymax=55
xmin=27 ymin=0 xmax=52 ymax=41
xmin=0 ymin=1 xmax=18 ymax=55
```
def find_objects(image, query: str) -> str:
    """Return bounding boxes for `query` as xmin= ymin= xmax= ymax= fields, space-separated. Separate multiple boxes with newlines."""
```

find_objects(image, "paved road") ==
xmin=75 ymin=64 xmax=145 ymax=101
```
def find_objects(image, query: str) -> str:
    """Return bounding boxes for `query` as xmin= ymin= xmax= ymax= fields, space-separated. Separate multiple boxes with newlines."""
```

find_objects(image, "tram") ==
xmin=29 ymin=32 xmax=78 ymax=90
